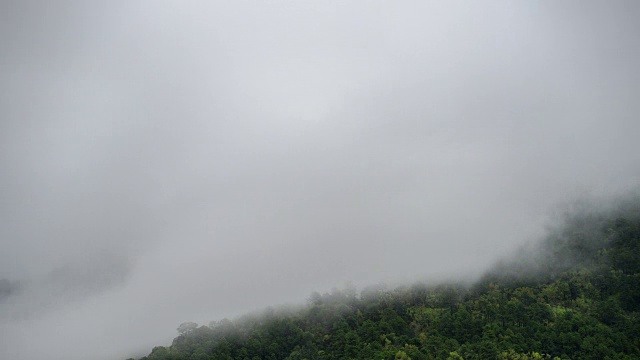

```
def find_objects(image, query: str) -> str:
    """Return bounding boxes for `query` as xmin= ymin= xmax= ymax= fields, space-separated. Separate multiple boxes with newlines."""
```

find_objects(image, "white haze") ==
xmin=1 ymin=1 xmax=639 ymax=359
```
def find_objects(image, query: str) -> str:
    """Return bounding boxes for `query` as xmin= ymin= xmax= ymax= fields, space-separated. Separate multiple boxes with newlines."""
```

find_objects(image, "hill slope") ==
xmin=128 ymin=199 xmax=640 ymax=360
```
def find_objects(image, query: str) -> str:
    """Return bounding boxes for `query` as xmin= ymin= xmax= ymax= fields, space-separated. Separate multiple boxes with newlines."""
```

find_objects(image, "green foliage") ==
xmin=131 ymin=202 xmax=640 ymax=360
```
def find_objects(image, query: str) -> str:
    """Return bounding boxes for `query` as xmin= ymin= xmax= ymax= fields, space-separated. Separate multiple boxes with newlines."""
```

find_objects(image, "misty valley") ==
xmin=126 ymin=198 xmax=640 ymax=360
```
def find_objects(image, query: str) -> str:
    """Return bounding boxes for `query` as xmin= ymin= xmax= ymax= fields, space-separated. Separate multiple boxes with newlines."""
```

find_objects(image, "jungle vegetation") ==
xmin=128 ymin=199 xmax=640 ymax=359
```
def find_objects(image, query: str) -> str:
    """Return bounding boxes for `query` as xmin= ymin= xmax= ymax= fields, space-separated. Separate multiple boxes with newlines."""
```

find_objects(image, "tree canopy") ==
xmin=128 ymin=200 xmax=640 ymax=360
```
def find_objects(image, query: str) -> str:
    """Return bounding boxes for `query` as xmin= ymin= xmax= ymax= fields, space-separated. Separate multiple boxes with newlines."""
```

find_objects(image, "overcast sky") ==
xmin=1 ymin=1 xmax=640 ymax=359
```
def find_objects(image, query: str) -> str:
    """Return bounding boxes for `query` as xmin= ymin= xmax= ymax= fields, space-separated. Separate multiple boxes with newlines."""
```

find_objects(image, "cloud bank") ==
xmin=1 ymin=1 xmax=639 ymax=359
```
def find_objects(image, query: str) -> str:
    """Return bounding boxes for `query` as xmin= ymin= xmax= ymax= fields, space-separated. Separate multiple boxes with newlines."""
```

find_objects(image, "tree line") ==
xmin=128 ymin=200 xmax=640 ymax=359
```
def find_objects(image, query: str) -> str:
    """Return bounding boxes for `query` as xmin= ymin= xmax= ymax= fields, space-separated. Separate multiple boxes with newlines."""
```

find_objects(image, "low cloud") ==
xmin=1 ymin=1 xmax=639 ymax=359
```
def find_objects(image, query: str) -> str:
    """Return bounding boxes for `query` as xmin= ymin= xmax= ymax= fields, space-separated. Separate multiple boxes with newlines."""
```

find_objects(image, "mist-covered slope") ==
xmin=128 ymin=199 xmax=640 ymax=360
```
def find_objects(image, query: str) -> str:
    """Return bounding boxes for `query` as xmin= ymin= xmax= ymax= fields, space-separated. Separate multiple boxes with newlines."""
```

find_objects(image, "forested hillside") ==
xmin=128 ymin=199 xmax=640 ymax=360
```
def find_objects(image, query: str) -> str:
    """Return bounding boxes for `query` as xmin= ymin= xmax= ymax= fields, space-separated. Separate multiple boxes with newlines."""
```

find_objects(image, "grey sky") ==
xmin=1 ymin=1 xmax=639 ymax=359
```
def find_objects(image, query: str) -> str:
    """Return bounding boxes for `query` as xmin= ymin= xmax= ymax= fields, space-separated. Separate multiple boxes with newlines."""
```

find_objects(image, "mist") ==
xmin=1 ymin=1 xmax=639 ymax=359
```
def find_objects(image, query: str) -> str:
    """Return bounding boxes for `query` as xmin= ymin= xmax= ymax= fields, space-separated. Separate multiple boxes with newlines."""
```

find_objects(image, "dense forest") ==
xmin=128 ymin=199 xmax=640 ymax=360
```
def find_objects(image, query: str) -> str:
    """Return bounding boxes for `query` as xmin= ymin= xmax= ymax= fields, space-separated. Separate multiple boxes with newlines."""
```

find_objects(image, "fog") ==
xmin=1 ymin=1 xmax=639 ymax=359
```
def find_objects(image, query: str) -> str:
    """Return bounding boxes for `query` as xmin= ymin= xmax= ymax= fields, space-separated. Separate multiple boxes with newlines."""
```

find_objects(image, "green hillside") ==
xmin=128 ymin=199 xmax=640 ymax=360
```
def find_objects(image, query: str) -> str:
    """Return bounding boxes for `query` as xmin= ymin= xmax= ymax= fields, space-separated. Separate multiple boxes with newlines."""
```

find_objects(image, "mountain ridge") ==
xmin=127 ymin=197 xmax=640 ymax=360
